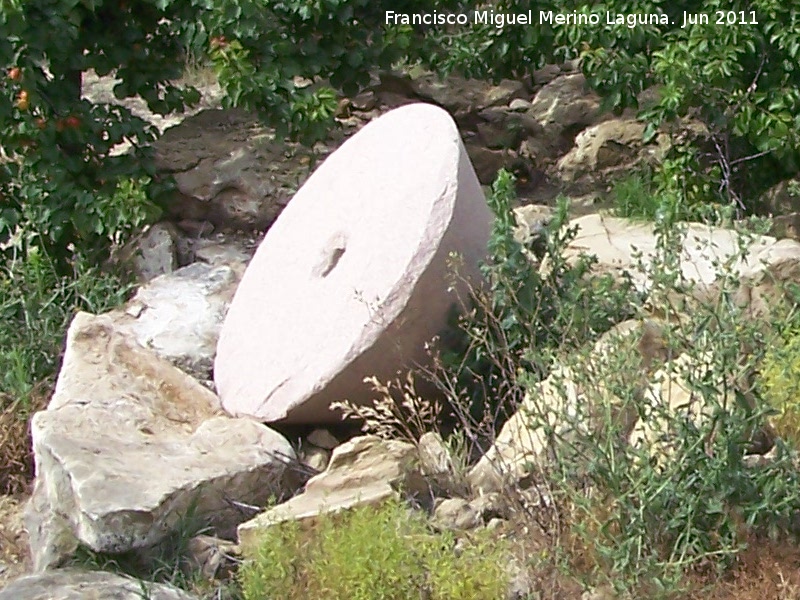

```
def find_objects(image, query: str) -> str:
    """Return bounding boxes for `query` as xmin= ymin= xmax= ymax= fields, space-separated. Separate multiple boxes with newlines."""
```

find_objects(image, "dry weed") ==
xmin=0 ymin=382 xmax=50 ymax=496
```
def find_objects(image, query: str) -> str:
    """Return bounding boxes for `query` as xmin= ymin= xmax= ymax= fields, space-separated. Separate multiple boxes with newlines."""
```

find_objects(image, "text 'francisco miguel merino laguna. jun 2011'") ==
xmin=385 ymin=9 xmax=760 ymax=29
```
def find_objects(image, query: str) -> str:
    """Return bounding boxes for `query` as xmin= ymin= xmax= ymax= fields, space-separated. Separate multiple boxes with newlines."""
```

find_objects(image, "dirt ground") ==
xmin=0 ymin=494 xmax=30 ymax=587
xmin=684 ymin=538 xmax=800 ymax=600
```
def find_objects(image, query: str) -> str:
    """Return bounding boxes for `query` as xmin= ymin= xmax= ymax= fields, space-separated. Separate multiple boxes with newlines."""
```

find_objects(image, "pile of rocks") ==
xmin=132 ymin=64 xmax=670 ymax=282
xmin=4 ymin=67 xmax=800 ymax=598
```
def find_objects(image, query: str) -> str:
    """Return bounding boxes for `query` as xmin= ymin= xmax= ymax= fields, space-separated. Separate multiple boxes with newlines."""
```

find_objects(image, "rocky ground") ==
xmin=3 ymin=63 xmax=800 ymax=599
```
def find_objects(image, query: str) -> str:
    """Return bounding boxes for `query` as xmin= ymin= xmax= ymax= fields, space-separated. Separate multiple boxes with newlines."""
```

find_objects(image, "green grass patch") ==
xmin=758 ymin=324 xmax=800 ymax=446
xmin=610 ymin=169 xmax=664 ymax=221
xmin=0 ymin=245 xmax=134 ymax=493
xmin=0 ymin=246 xmax=133 ymax=403
xmin=239 ymin=499 xmax=511 ymax=600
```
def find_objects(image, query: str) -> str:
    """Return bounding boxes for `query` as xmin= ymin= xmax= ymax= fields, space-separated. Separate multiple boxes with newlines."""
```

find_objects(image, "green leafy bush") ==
xmin=610 ymin=157 xmax=737 ymax=226
xmin=239 ymin=499 xmax=510 ymax=600
xmin=0 ymin=0 xmax=194 ymax=266
xmin=430 ymin=0 xmax=800 ymax=213
xmin=0 ymin=244 xmax=132 ymax=401
xmin=516 ymin=223 xmax=800 ymax=594
xmin=610 ymin=168 xmax=662 ymax=221
xmin=438 ymin=169 xmax=800 ymax=594
xmin=442 ymin=169 xmax=637 ymax=425
xmin=0 ymin=0 xmax=404 ymax=265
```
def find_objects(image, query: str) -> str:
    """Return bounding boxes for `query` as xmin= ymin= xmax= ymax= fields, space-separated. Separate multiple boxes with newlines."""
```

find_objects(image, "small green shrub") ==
xmin=610 ymin=159 xmax=732 ymax=225
xmin=610 ymin=168 xmax=663 ymax=221
xmin=518 ymin=221 xmax=800 ymax=594
xmin=442 ymin=169 xmax=638 ymax=425
xmin=440 ymin=169 xmax=800 ymax=595
xmin=0 ymin=245 xmax=132 ymax=402
xmin=239 ymin=499 xmax=510 ymax=600
xmin=758 ymin=327 xmax=800 ymax=446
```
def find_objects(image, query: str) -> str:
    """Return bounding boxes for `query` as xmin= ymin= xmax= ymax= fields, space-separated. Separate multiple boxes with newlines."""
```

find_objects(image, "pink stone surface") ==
xmin=214 ymin=103 xmax=492 ymax=424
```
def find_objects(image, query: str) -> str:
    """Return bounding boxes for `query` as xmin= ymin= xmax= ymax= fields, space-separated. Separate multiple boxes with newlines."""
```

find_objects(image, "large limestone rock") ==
xmin=556 ymin=119 xmax=648 ymax=181
xmin=468 ymin=364 xmax=585 ymax=494
xmin=469 ymin=319 xmax=669 ymax=493
xmin=629 ymin=350 xmax=775 ymax=463
xmin=215 ymin=103 xmax=492 ymax=424
xmin=628 ymin=352 xmax=718 ymax=461
xmin=237 ymin=435 xmax=422 ymax=552
xmin=557 ymin=213 xmax=800 ymax=296
xmin=528 ymin=74 xmax=603 ymax=138
xmin=109 ymin=261 xmax=243 ymax=380
xmin=0 ymin=569 xmax=197 ymax=600
xmin=409 ymin=71 xmax=528 ymax=120
xmin=153 ymin=109 xmax=317 ymax=232
xmin=469 ymin=314 xmax=775 ymax=493
xmin=26 ymin=312 xmax=295 ymax=571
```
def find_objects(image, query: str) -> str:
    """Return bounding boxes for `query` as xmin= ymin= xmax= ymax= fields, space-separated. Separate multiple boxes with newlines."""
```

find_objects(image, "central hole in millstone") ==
xmin=314 ymin=233 xmax=348 ymax=278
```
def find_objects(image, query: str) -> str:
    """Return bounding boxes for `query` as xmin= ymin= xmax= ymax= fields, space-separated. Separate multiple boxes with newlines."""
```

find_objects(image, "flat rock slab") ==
xmin=215 ymin=103 xmax=492 ymax=424
xmin=0 ymin=569 xmax=197 ymax=600
xmin=237 ymin=436 xmax=420 ymax=551
xmin=560 ymin=213 xmax=800 ymax=292
xmin=468 ymin=364 xmax=582 ymax=494
xmin=26 ymin=312 xmax=295 ymax=571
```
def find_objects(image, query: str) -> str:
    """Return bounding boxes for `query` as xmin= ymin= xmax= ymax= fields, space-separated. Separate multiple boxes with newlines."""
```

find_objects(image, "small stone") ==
xmin=528 ymin=74 xmax=602 ymax=133
xmin=508 ymin=98 xmax=532 ymax=111
xmin=418 ymin=432 xmax=465 ymax=497
xmin=182 ymin=535 xmax=240 ymax=580
xmin=486 ymin=517 xmax=506 ymax=531
xmin=307 ymin=428 xmax=340 ymax=450
xmin=300 ymin=445 xmax=331 ymax=473
xmin=513 ymin=204 xmax=553 ymax=245
xmin=351 ymin=91 xmax=377 ymax=112
xmin=134 ymin=222 xmax=178 ymax=281
xmin=432 ymin=498 xmax=482 ymax=531
xmin=581 ymin=584 xmax=617 ymax=600
xmin=483 ymin=80 xmax=527 ymax=108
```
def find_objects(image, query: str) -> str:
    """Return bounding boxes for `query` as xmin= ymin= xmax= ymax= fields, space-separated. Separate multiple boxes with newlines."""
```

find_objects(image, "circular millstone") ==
xmin=214 ymin=103 xmax=492 ymax=424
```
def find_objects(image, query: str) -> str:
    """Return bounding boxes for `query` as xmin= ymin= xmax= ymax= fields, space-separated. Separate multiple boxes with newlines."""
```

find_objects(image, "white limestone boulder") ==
xmin=555 ymin=213 xmax=800 ymax=296
xmin=109 ymin=261 xmax=243 ymax=380
xmin=0 ymin=570 xmax=198 ymax=600
xmin=26 ymin=312 xmax=295 ymax=571
xmin=556 ymin=119 xmax=648 ymax=181
xmin=469 ymin=319 xmax=669 ymax=494
xmin=215 ymin=103 xmax=492 ymax=424
xmin=237 ymin=435 xmax=422 ymax=552
xmin=468 ymin=364 xmax=585 ymax=494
